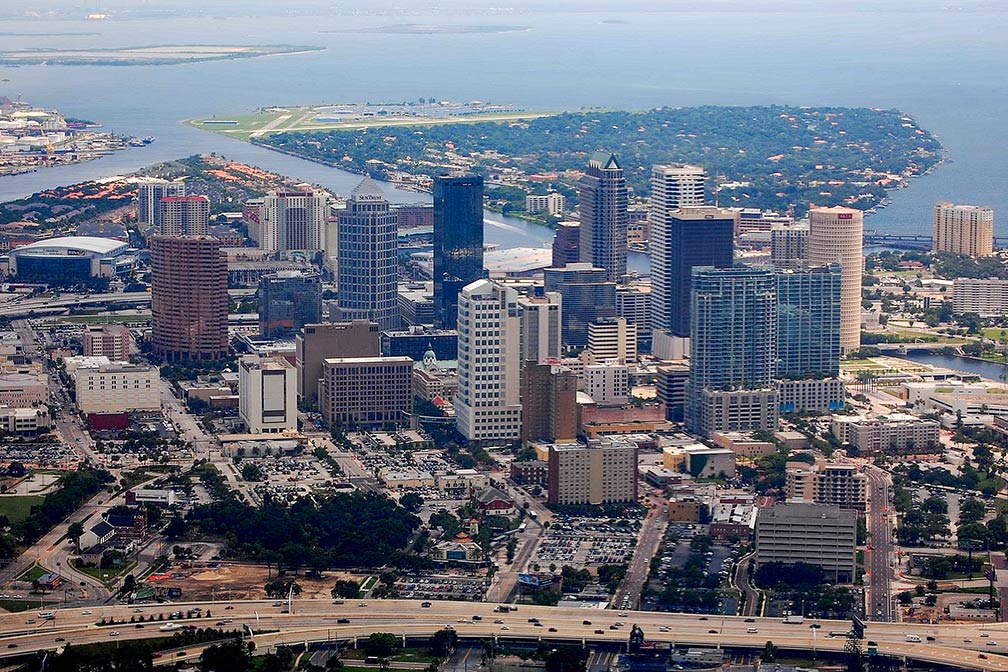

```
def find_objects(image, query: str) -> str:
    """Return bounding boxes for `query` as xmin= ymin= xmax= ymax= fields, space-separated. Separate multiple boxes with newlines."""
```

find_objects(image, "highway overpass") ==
xmin=0 ymin=599 xmax=1005 ymax=670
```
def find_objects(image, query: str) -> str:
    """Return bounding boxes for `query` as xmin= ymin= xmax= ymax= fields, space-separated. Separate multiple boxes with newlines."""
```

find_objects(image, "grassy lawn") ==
xmin=16 ymin=564 xmax=50 ymax=583
xmin=342 ymin=667 xmax=413 ymax=672
xmin=841 ymin=359 xmax=887 ymax=370
xmin=0 ymin=599 xmax=59 ymax=613
xmin=0 ymin=495 xmax=44 ymax=525
xmin=982 ymin=328 xmax=1008 ymax=342
xmin=75 ymin=562 xmax=135 ymax=583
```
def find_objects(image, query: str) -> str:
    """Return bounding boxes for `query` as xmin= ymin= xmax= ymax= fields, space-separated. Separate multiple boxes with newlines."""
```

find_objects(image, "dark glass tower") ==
xmin=658 ymin=208 xmax=735 ymax=337
xmin=433 ymin=175 xmax=485 ymax=329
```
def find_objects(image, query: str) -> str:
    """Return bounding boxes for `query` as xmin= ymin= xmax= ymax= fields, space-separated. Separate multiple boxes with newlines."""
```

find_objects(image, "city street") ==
xmin=612 ymin=489 xmax=667 ymax=609
xmin=866 ymin=466 xmax=896 ymax=622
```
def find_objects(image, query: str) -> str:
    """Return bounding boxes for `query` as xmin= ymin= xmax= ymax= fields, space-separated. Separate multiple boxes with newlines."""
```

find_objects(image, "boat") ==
xmin=142 ymin=136 xmax=155 ymax=144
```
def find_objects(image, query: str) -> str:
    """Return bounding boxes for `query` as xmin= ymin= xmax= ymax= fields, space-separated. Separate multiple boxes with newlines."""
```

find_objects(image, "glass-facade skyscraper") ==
xmin=652 ymin=207 xmax=734 ymax=337
xmin=433 ymin=175 xmax=484 ymax=330
xmin=775 ymin=264 xmax=842 ymax=379
xmin=687 ymin=266 xmax=777 ymax=434
xmin=258 ymin=270 xmax=323 ymax=338
xmin=543 ymin=263 xmax=617 ymax=347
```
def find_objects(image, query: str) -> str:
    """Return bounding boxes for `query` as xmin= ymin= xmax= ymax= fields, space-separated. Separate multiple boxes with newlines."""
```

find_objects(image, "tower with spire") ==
xmin=335 ymin=176 xmax=399 ymax=330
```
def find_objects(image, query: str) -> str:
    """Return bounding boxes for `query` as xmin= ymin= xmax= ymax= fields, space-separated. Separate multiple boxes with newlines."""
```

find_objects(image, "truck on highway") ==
xmin=783 ymin=615 xmax=804 ymax=624
xmin=905 ymin=634 xmax=921 ymax=643
xmin=159 ymin=623 xmax=180 ymax=632
xmin=37 ymin=611 xmax=55 ymax=621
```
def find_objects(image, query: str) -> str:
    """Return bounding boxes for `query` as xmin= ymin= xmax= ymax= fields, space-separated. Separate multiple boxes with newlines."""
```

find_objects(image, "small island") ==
xmin=0 ymin=44 xmax=323 ymax=67
xmin=194 ymin=103 xmax=943 ymax=219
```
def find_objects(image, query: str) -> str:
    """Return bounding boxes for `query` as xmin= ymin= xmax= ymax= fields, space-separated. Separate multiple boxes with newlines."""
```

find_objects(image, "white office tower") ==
xmin=238 ymin=355 xmax=298 ymax=434
xmin=257 ymin=190 xmax=331 ymax=252
xmin=455 ymin=279 xmax=522 ymax=442
xmin=807 ymin=206 xmax=863 ymax=354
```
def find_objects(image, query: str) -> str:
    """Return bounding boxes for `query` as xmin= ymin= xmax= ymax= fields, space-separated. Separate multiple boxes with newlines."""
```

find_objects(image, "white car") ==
xmin=81 ymin=610 xmax=93 ymax=615
xmin=109 ymin=631 xmax=120 ymax=637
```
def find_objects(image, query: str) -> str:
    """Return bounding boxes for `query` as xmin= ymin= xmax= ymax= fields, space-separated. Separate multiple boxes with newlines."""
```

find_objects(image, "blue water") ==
xmin=903 ymin=350 xmax=1008 ymax=383
xmin=0 ymin=3 xmax=1006 ymax=244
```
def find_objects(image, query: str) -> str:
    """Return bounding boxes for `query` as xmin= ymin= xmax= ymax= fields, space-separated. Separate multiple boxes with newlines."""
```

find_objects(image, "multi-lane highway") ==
xmin=866 ymin=466 xmax=896 ymax=622
xmin=0 ymin=599 xmax=1006 ymax=670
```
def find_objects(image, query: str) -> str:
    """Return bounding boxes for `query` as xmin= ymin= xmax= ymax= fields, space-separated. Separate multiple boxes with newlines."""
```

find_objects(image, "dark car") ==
xmin=699 ymin=617 xmax=709 ymax=621
xmin=421 ymin=602 xmax=432 ymax=608
xmin=744 ymin=618 xmax=755 ymax=623
xmin=7 ymin=644 xmax=17 ymax=649
xmin=609 ymin=625 xmax=619 ymax=630
xmin=548 ymin=627 xmax=558 ymax=632
xmin=337 ymin=618 xmax=351 ymax=624
xmin=926 ymin=636 xmax=936 ymax=641
xmin=583 ymin=620 xmax=592 ymax=625
xmin=708 ymin=629 xmax=718 ymax=634
xmin=135 ymin=624 xmax=145 ymax=629
xmin=594 ymin=629 xmax=604 ymax=634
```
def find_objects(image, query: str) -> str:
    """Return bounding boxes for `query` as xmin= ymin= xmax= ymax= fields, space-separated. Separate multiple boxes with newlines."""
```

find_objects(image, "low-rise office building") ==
xmin=320 ymin=356 xmax=412 ymax=428
xmin=755 ymin=502 xmax=856 ymax=582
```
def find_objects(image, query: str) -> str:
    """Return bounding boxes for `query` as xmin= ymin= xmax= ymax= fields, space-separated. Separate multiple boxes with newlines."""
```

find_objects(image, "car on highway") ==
xmin=109 ymin=631 xmax=120 ymax=637
xmin=987 ymin=641 xmax=998 ymax=646
xmin=965 ymin=638 xmax=973 ymax=643
xmin=594 ymin=629 xmax=605 ymax=634
xmin=744 ymin=618 xmax=755 ymax=623
xmin=981 ymin=633 xmax=990 ymax=637
xmin=494 ymin=619 xmax=504 ymax=624
xmin=583 ymin=620 xmax=592 ymax=625
xmin=747 ymin=628 xmax=759 ymax=634
xmin=609 ymin=625 xmax=619 ymax=630
xmin=421 ymin=602 xmax=432 ymax=608
xmin=7 ymin=644 xmax=17 ymax=649
xmin=500 ymin=626 xmax=509 ymax=631
xmin=708 ymin=629 xmax=718 ymax=634
xmin=658 ymin=626 xmax=670 ymax=633
xmin=54 ymin=637 xmax=65 ymax=642
xmin=548 ymin=627 xmax=558 ymax=632
xmin=81 ymin=610 xmax=92 ymax=615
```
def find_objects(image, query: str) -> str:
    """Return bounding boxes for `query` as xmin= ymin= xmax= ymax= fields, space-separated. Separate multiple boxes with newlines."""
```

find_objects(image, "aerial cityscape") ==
xmin=0 ymin=1 xmax=1005 ymax=672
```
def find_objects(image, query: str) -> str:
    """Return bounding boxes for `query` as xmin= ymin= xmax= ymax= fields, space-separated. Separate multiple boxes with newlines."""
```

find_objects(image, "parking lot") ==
xmin=241 ymin=452 xmax=339 ymax=503
xmin=644 ymin=522 xmax=742 ymax=615
xmin=393 ymin=573 xmax=490 ymax=601
xmin=530 ymin=516 xmax=640 ymax=569
xmin=0 ymin=441 xmax=79 ymax=470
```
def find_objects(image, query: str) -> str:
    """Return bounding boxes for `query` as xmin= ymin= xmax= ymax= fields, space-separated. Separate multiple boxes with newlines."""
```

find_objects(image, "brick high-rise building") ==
xmin=150 ymin=236 xmax=228 ymax=362
xmin=551 ymin=221 xmax=580 ymax=268
xmin=521 ymin=362 xmax=577 ymax=445
xmin=82 ymin=324 xmax=131 ymax=361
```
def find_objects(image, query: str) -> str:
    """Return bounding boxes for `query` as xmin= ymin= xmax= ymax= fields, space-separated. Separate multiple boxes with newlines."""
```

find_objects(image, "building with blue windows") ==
xmin=433 ymin=175 xmax=484 ymax=330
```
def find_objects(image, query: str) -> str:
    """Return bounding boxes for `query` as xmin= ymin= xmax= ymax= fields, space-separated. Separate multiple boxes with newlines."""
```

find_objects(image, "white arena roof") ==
xmin=13 ymin=236 xmax=129 ymax=256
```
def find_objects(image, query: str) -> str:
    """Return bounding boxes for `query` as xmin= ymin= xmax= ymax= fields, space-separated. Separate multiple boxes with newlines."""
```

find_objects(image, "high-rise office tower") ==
xmin=650 ymin=207 xmax=734 ymax=336
xmin=137 ymin=179 xmax=185 ymax=232
xmin=455 ymin=279 xmax=522 ymax=442
xmin=578 ymin=153 xmax=627 ymax=282
xmin=150 ymin=235 xmax=228 ymax=362
xmin=775 ymin=264 xmax=842 ymax=379
xmin=687 ymin=266 xmax=778 ymax=435
xmin=258 ymin=270 xmax=323 ymax=338
xmin=158 ymin=195 xmax=209 ymax=237
xmin=433 ymin=175 xmax=485 ymax=329
xmin=336 ymin=177 xmax=399 ymax=330
xmin=517 ymin=290 xmax=563 ymax=364
xmin=543 ymin=263 xmax=617 ymax=347
xmin=650 ymin=164 xmax=706 ymax=215
xmin=770 ymin=223 xmax=809 ymax=269
xmin=932 ymin=201 xmax=994 ymax=258
xmin=255 ymin=190 xmax=331 ymax=252
xmin=551 ymin=221 xmax=581 ymax=268
xmin=807 ymin=206 xmax=863 ymax=354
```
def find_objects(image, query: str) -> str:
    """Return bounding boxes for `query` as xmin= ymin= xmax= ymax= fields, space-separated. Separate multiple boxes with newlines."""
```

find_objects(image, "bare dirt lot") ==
xmin=149 ymin=562 xmax=364 ymax=602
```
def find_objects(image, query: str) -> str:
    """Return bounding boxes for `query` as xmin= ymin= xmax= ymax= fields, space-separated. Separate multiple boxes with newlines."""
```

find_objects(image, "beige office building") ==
xmin=295 ymin=321 xmax=379 ymax=406
xmin=755 ymin=502 xmax=856 ymax=582
xmin=786 ymin=460 xmax=867 ymax=510
xmin=808 ymin=206 xmax=863 ymax=353
xmin=75 ymin=363 xmax=160 ymax=414
xmin=933 ymin=201 xmax=994 ymax=257
xmin=547 ymin=439 xmax=638 ymax=505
